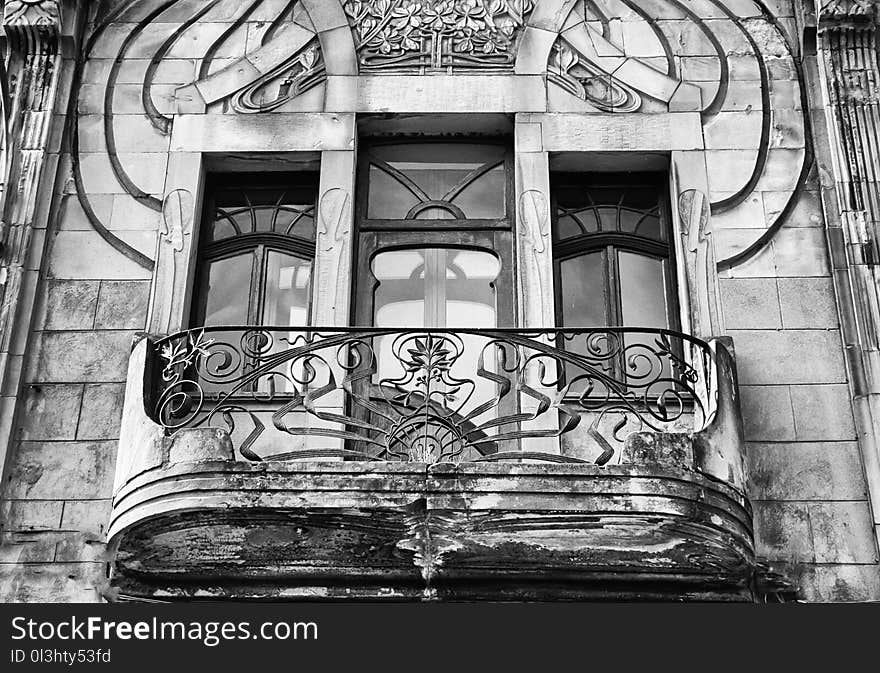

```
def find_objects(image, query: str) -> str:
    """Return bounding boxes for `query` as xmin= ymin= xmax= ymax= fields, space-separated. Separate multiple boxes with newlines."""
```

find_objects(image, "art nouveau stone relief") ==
xmin=343 ymin=0 xmax=535 ymax=72
xmin=72 ymin=0 xmax=808 ymax=287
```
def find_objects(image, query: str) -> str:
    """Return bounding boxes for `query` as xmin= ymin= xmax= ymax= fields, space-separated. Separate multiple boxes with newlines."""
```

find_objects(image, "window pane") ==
xmin=200 ymin=253 xmax=253 ymax=326
xmin=559 ymin=252 xmax=606 ymax=327
xmin=261 ymin=251 xmax=312 ymax=327
xmin=372 ymin=248 xmax=501 ymax=421
xmin=372 ymin=248 xmax=499 ymax=328
xmin=206 ymin=180 xmax=317 ymax=243
xmin=449 ymin=164 xmax=506 ymax=219
xmin=552 ymin=177 xmax=666 ymax=243
xmin=618 ymin=251 xmax=669 ymax=328
xmin=367 ymin=166 xmax=421 ymax=219
xmin=367 ymin=144 xmax=505 ymax=219
xmin=618 ymin=252 xmax=673 ymax=384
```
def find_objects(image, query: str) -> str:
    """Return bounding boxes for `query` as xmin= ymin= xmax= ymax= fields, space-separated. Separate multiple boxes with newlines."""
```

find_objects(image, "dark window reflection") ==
xmin=367 ymin=144 xmax=506 ymax=220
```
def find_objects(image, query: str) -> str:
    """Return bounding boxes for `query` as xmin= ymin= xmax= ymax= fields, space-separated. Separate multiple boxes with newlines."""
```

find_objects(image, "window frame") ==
xmin=190 ymin=172 xmax=319 ymax=329
xmin=550 ymin=172 xmax=680 ymax=331
xmin=356 ymin=138 xmax=515 ymax=232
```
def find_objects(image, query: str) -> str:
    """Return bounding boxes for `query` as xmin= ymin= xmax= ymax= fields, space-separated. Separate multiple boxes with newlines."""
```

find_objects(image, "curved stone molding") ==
xmin=75 ymin=0 xmax=811 ymax=281
xmin=108 ymin=462 xmax=753 ymax=600
xmin=72 ymin=0 xmax=329 ymax=273
xmin=541 ymin=1 xmax=810 ymax=273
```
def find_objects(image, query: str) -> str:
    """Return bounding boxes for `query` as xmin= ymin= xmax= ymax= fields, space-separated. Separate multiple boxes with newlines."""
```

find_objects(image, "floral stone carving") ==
xmin=343 ymin=0 xmax=535 ymax=72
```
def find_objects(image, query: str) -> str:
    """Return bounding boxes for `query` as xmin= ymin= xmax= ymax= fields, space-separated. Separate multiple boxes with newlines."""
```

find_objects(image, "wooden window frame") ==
xmin=190 ymin=172 xmax=319 ymax=329
xmin=550 ymin=172 xmax=680 ymax=332
xmin=356 ymin=138 xmax=515 ymax=232
xmin=352 ymin=138 xmax=517 ymax=328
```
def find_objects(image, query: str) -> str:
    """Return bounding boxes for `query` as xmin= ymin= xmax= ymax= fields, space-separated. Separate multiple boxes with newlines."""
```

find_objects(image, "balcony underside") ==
xmin=108 ymin=461 xmax=754 ymax=601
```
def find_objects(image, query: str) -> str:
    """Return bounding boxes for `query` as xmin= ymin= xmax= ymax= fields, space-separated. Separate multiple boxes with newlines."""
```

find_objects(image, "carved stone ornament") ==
xmin=549 ymin=38 xmax=642 ymax=112
xmin=819 ymin=0 xmax=879 ymax=19
xmin=343 ymin=0 xmax=535 ymax=72
xmin=231 ymin=40 xmax=325 ymax=114
xmin=2 ymin=0 xmax=62 ymax=38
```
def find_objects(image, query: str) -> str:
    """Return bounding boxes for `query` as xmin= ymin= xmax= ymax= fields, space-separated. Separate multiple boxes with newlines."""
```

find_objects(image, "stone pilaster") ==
xmin=0 ymin=1 xmax=68 ymax=487
xmin=815 ymin=0 xmax=880 ymax=553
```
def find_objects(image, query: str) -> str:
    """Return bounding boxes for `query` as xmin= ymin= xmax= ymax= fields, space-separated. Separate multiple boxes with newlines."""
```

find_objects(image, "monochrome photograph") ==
xmin=0 ymin=0 xmax=876 ymax=617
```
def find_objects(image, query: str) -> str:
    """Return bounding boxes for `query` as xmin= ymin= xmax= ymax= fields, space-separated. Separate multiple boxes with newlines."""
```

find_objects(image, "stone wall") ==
xmin=0 ymin=0 xmax=878 ymax=602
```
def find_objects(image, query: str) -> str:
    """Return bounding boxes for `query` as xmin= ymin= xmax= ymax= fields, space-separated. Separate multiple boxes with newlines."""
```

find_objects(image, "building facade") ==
xmin=0 ymin=0 xmax=879 ymax=601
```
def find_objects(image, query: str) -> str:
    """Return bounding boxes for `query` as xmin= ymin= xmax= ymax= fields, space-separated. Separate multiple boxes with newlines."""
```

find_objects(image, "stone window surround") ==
xmin=147 ymin=111 xmax=717 ymax=339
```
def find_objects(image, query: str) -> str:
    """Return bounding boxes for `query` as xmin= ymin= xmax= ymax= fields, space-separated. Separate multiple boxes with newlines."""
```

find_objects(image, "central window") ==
xmin=354 ymin=140 xmax=515 ymax=328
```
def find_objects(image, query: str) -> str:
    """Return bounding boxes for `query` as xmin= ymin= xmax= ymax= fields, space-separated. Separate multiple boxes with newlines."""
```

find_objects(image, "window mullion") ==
xmin=250 ymin=245 xmax=265 ymax=326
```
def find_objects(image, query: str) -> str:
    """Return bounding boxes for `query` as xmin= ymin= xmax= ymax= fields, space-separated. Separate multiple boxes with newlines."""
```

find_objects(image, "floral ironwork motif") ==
xmin=343 ymin=0 xmax=535 ymax=72
xmin=154 ymin=326 xmax=717 ymax=466
xmin=548 ymin=38 xmax=642 ymax=112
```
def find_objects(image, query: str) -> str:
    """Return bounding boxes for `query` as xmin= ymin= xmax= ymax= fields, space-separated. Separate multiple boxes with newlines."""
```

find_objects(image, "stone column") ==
xmin=0 ymin=1 xmax=70 ymax=488
xmin=313 ymin=149 xmax=356 ymax=327
xmin=815 ymin=0 xmax=880 ymax=553
xmin=147 ymin=153 xmax=204 ymax=335
xmin=671 ymin=150 xmax=722 ymax=338
xmin=514 ymin=116 xmax=560 ymax=455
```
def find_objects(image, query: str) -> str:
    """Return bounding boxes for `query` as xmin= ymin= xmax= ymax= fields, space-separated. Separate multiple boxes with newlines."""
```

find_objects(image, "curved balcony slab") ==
xmin=108 ymin=459 xmax=753 ymax=601
xmin=108 ymin=333 xmax=753 ymax=601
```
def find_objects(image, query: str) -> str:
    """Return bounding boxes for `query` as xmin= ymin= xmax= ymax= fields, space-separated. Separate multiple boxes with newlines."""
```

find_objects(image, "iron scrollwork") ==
xmin=154 ymin=327 xmax=718 ymax=466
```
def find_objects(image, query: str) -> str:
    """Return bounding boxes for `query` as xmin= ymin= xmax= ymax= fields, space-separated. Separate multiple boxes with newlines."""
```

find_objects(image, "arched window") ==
xmin=552 ymin=173 xmax=678 ymax=331
xmin=191 ymin=173 xmax=317 ymax=329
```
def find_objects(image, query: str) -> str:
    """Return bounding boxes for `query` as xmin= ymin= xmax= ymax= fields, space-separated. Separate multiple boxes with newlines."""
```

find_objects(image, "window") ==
xmin=551 ymin=173 xmax=677 ymax=331
xmin=191 ymin=173 xmax=318 ymax=329
xmin=354 ymin=140 xmax=515 ymax=328
xmin=360 ymin=142 xmax=509 ymax=223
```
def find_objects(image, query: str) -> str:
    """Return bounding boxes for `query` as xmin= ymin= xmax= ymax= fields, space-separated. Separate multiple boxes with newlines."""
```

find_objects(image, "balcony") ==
xmin=108 ymin=327 xmax=753 ymax=601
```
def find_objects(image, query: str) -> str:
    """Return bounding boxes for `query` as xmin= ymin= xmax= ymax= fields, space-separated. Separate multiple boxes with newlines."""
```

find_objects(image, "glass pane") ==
xmin=211 ymin=212 xmax=240 ymax=240
xmin=633 ymin=213 xmax=662 ymax=241
xmin=556 ymin=214 xmax=582 ymax=239
xmin=595 ymin=206 xmax=618 ymax=231
xmin=261 ymin=251 xmax=312 ymax=327
xmin=373 ymin=248 xmax=500 ymax=328
xmin=372 ymin=248 xmax=501 ymax=424
xmin=200 ymin=253 xmax=253 ymax=326
xmin=618 ymin=251 xmax=669 ymax=328
xmin=275 ymin=208 xmax=315 ymax=239
xmin=207 ymin=183 xmax=317 ymax=243
xmin=258 ymin=252 xmax=312 ymax=395
xmin=414 ymin=206 xmax=456 ymax=220
xmin=449 ymin=164 xmax=506 ymax=219
xmin=367 ymin=144 xmax=505 ymax=219
xmin=551 ymin=178 xmax=666 ymax=243
xmin=367 ymin=166 xmax=420 ymax=219
xmin=618 ymin=252 xmax=672 ymax=385
xmin=559 ymin=252 xmax=606 ymax=327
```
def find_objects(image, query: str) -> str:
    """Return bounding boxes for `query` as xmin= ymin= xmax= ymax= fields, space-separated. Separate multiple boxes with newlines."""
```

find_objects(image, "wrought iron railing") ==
xmin=152 ymin=327 xmax=718 ymax=465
